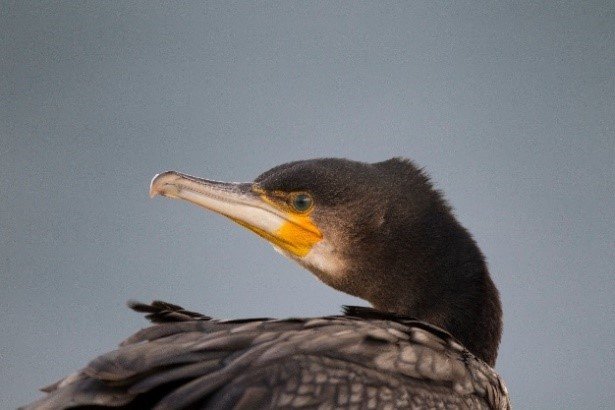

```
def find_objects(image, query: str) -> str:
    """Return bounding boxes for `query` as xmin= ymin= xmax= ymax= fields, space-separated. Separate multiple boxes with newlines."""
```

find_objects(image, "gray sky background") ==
xmin=2 ymin=2 xmax=614 ymax=408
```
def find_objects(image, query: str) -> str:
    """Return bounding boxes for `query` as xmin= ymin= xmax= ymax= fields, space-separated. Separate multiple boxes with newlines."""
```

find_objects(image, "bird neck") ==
xmin=348 ymin=204 xmax=503 ymax=366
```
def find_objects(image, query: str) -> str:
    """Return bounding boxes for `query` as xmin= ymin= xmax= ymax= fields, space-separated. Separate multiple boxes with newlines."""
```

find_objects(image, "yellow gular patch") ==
xmin=275 ymin=214 xmax=322 ymax=257
xmin=249 ymin=187 xmax=323 ymax=257
xmin=231 ymin=213 xmax=321 ymax=257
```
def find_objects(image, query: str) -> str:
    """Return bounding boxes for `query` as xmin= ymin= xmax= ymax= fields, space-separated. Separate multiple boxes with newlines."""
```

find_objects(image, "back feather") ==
xmin=23 ymin=301 xmax=510 ymax=409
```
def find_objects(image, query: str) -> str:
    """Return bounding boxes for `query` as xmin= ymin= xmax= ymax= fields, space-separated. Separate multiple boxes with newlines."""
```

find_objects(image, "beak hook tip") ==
xmin=149 ymin=173 xmax=162 ymax=198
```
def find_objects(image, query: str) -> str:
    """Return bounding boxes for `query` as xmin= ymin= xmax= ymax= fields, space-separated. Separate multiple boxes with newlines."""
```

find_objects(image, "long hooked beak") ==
xmin=150 ymin=171 xmax=321 ymax=257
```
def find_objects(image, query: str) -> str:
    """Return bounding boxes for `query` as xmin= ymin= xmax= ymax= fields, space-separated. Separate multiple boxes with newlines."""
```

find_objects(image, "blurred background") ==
xmin=2 ymin=2 xmax=613 ymax=408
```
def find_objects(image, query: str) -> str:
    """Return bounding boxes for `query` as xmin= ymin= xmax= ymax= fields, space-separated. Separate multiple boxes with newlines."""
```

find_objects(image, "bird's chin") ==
xmin=288 ymin=240 xmax=346 ymax=282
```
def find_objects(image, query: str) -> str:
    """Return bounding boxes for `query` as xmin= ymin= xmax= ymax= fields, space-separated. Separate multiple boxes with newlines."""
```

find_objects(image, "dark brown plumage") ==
xmin=26 ymin=302 xmax=508 ymax=409
xmin=24 ymin=158 xmax=510 ymax=409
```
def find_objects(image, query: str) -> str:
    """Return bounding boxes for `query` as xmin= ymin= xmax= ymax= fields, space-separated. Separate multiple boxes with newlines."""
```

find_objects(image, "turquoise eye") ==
xmin=291 ymin=193 xmax=313 ymax=212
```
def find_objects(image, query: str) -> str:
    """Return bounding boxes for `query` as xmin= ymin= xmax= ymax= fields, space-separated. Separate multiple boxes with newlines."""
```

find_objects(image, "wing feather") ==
xmin=23 ymin=302 xmax=510 ymax=409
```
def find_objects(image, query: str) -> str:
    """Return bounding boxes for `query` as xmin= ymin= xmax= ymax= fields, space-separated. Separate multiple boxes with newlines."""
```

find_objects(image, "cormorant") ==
xmin=25 ymin=158 xmax=510 ymax=409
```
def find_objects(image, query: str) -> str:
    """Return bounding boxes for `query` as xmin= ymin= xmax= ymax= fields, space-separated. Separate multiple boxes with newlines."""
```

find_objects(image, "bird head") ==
xmin=150 ymin=158 xmax=439 ymax=297
xmin=150 ymin=157 xmax=502 ymax=364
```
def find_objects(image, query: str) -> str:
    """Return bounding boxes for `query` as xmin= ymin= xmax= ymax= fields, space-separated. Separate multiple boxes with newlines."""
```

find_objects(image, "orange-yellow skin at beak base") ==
xmin=275 ymin=214 xmax=322 ymax=257
xmin=231 ymin=214 xmax=321 ymax=258
xmin=247 ymin=189 xmax=323 ymax=257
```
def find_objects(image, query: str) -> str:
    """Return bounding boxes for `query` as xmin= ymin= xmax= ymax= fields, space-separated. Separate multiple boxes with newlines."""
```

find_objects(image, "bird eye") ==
xmin=291 ymin=193 xmax=313 ymax=212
